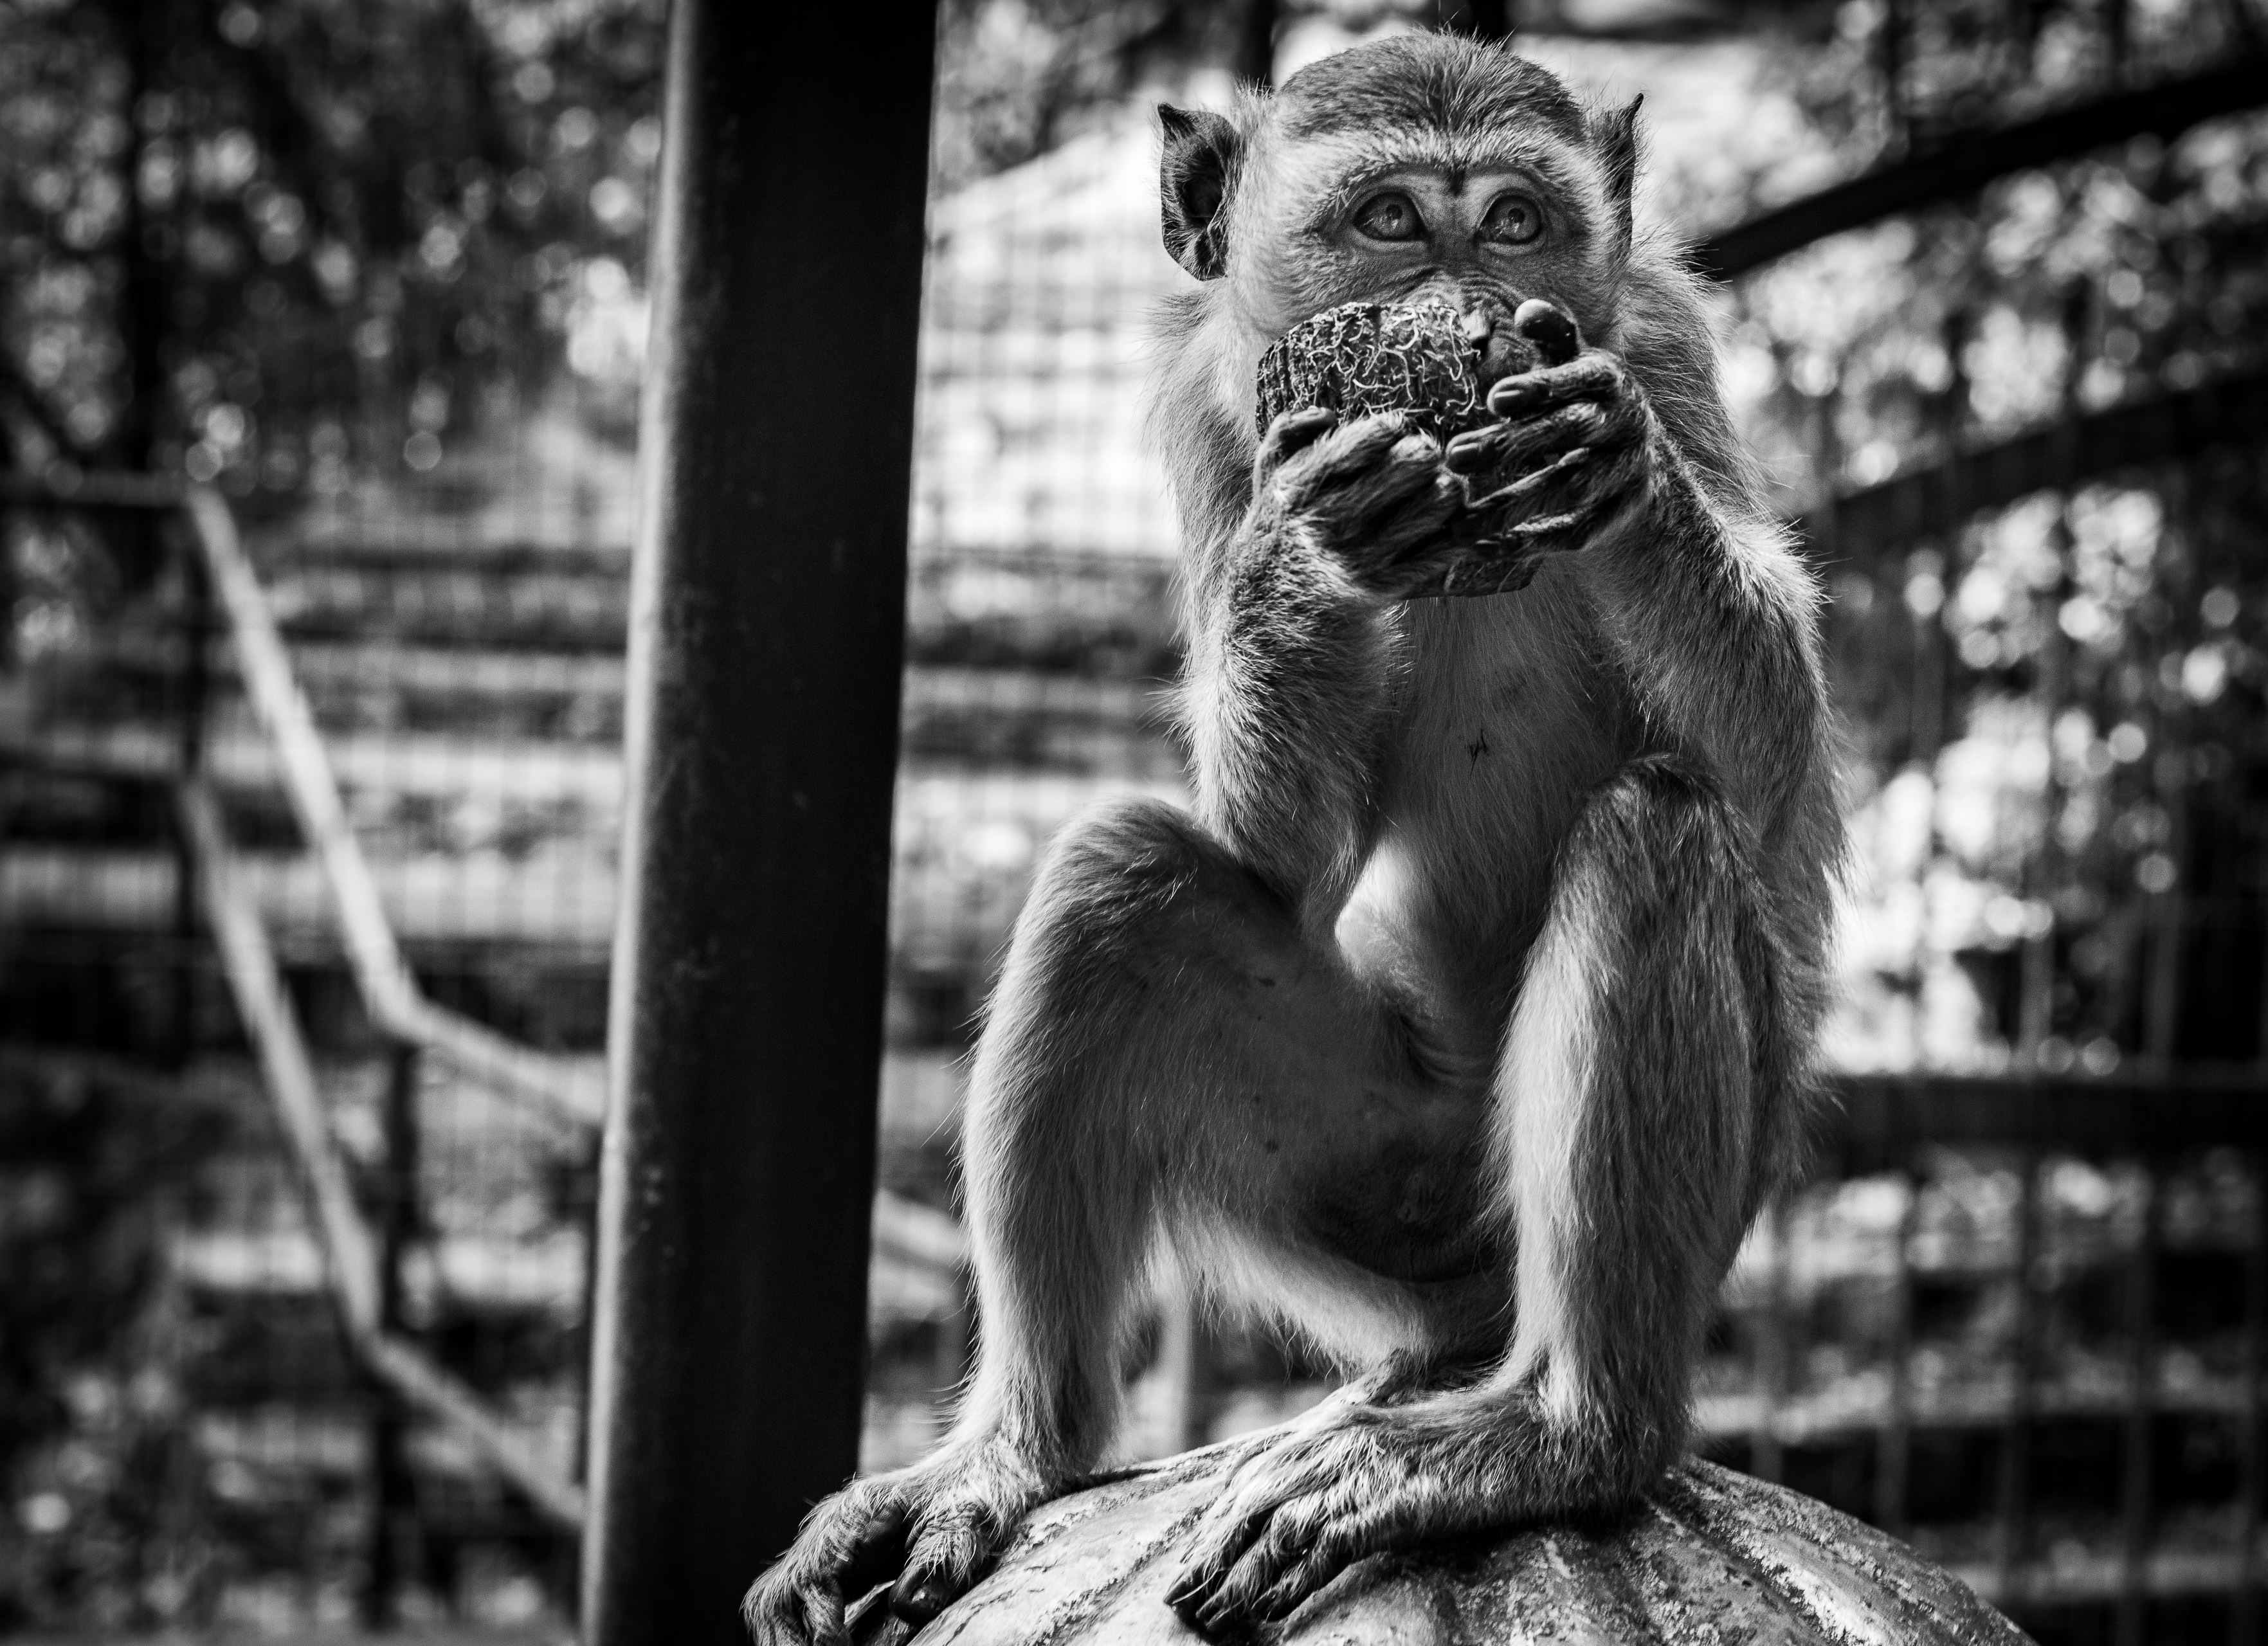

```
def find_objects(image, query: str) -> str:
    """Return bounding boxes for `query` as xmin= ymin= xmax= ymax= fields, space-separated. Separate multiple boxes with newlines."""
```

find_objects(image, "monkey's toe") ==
xmin=741 ymin=1566 xmax=842 ymax=1646
xmin=887 ymin=1571 xmax=960 ymax=1627
xmin=886 ymin=1494 xmax=1012 ymax=1627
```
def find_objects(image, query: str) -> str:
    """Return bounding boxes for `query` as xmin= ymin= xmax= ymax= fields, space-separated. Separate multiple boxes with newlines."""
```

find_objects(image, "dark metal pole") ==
xmin=1234 ymin=0 xmax=1278 ymax=85
xmin=363 ymin=1042 xmax=421 ymax=1630
xmin=579 ymin=3 xmax=934 ymax=1644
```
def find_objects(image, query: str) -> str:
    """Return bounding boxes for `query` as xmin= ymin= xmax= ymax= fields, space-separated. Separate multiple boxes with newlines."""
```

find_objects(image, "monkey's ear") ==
xmin=1158 ymin=104 xmax=1240 ymax=280
xmin=1592 ymin=95 xmax=1643 ymax=255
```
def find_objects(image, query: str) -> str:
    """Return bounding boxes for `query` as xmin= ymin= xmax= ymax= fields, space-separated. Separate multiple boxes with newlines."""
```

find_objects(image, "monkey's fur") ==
xmin=745 ymin=33 xmax=1841 ymax=1645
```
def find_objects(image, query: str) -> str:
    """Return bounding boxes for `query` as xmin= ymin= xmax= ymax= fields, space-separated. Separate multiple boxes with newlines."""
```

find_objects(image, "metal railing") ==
xmin=0 ymin=470 xmax=966 ymax=1552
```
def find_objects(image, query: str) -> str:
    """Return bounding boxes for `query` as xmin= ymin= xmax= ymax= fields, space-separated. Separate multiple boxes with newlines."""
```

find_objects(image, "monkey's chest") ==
xmin=1370 ymin=593 xmax=1626 ymax=960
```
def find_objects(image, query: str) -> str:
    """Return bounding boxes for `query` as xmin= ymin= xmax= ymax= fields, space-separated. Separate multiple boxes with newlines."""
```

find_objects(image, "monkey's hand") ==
xmin=1248 ymin=404 xmax=1473 ymax=601
xmin=741 ymin=1434 xmax=1051 ymax=1645
xmin=1420 ymin=343 xmax=1665 ymax=596
xmin=1163 ymin=1393 xmax=1646 ymax=1640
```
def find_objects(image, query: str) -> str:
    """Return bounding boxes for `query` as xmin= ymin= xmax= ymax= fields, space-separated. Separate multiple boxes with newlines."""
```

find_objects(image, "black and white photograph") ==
xmin=1 ymin=0 xmax=2265 ymax=1642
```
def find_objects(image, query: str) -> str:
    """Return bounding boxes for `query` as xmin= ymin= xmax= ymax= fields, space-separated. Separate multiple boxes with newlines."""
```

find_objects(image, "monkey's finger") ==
xmin=1511 ymin=296 xmax=1583 ymax=367
xmin=1464 ymin=446 xmax=1594 ymax=518
xmin=1334 ymin=432 xmax=1457 ymax=530
xmin=1419 ymin=546 xmax=1547 ymax=599
xmin=1278 ymin=410 xmax=1417 ymax=493
xmin=1257 ymin=406 xmax=1341 ymax=478
xmin=1484 ymin=353 xmax=1626 ymax=419
xmin=1444 ymin=404 xmax=1602 ymax=484
xmin=1488 ymin=440 xmax=1653 ymax=543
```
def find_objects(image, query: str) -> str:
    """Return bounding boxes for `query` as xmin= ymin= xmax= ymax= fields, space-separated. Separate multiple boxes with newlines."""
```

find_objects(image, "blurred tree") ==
xmin=930 ymin=0 xmax=1273 ymax=187
xmin=0 ymin=0 xmax=667 ymax=496
xmin=1714 ymin=0 xmax=2268 ymax=1065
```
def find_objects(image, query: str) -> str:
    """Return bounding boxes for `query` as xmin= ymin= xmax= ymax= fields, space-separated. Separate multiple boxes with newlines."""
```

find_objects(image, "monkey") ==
xmin=743 ymin=31 xmax=1842 ymax=1645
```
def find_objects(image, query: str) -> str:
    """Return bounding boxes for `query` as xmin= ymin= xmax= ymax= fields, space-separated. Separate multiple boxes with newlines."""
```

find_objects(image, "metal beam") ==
xmin=1695 ymin=57 xmax=2268 ymax=280
xmin=1804 ymin=364 xmax=2268 ymax=563
xmin=579 ymin=2 xmax=935 ymax=1645
xmin=1821 ymin=1065 xmax=2268 ymax=1173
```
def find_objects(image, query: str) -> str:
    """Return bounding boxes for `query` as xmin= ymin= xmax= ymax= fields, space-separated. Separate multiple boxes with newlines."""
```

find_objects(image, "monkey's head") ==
xmin=1154 ymin=35 xmax=1642 ymax=472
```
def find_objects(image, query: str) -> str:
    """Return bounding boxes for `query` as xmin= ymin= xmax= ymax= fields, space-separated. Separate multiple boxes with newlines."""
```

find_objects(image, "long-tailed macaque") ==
xmin=746 ymin=32 xmax=1841 ymax=1644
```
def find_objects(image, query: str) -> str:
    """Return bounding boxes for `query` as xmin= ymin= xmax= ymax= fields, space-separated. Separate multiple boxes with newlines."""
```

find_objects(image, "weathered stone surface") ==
xmin=891 ymin=1437 xmax=2033 ymax=1645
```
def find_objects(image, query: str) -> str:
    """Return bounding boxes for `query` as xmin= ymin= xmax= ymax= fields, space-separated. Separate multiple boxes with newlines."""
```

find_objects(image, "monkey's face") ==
xmin=1157 ymin=37 xmax=1640 ymax=438
xmin=1236 ymin=144 xmax=1605 ymax=388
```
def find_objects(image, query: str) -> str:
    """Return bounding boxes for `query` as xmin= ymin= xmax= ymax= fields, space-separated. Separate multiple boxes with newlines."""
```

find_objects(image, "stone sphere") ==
xmin=905 ymin=1438 xmax=2031 ymax=1645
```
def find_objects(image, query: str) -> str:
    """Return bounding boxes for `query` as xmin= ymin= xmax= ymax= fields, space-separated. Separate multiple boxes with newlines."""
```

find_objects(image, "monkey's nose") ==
xmin=1459 ymin=294 xmax=1529 ymax=389
xmin=1457 ymin=294 xmax=1512 ymax=346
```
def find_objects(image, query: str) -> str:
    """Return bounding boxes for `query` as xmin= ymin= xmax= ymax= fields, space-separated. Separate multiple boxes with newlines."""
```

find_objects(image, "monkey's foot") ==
xmin=1164 ymin=1406 xmax=1525 ymax=1640
xmin=741 ymin=1438 xmax=1052 ymax=1646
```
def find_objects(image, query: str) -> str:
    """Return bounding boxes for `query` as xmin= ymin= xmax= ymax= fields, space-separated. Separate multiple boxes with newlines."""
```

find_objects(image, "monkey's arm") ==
xmin=1444 ymin=354 xmax=1837 ymax=854
xmin=1181 ymin=406 xmax=1462 ymax=927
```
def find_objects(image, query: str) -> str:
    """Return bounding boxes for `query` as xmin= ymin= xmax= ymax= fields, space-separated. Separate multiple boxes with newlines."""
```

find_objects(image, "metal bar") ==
xmin=1998 ymin=1145 xmax=2041 ymax=1604
xmin=2238 ymin=1151 xmax=2267 ymax=1646
xmin=363 ymin=1042 xmax=421 ymax=1631
xmin=0 ymin=467 xmax=185 ymax=509
xmin=1236 ymin=0 xmax=1279 ymax=82
xmin=1819 ymin=1071 xmax=2268 ymax=1172
xmin=177 ymin=777 xmax=587 ymax=1529
xmin=1802 ymin=366 xmax=2268 ymax=566
xmin=1907 ymin=550 xmax=1945 ymax=766
xmin=363 ymin=1335 xmax=585 ymax=1529
xmin=1876 ymin=1175 xmax=1918 ymax=1534
xmin=1461 ymin=0 xmax=1512 ymax=39
xmin=1881 ymin=0 xmax=1909 ymax=152
xmin=2116 ymin=1172 xmax=2160 ymax=1646
xmin=1751 ymin=1199 xmax=1789 ymax=1486
xmin=1692 ymin=59 xmax=2268 ymax=279
xmin=181 ymin=484 xmax=603 ymax=1126
xmin=177 ymin=778 xmax=381 ymax=1330
xmin=169 ymin=512 xmax=212 ymax=1065
xmin=577 ymin=1 xmax=934 ymax=1643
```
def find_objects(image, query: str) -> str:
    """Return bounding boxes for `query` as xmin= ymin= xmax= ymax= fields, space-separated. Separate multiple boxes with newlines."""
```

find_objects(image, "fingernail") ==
xmin=890 ymin=1578 xmax=953 ymax=1627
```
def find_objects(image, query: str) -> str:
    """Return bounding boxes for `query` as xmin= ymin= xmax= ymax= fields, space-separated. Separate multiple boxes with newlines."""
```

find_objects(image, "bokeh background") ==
xmin=3 ymin=0 xmax=2267 ymax=1640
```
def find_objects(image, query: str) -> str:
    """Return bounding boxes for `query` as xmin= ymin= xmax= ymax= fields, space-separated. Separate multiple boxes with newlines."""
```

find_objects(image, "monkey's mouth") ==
xmin=1455 ymin=291 xmax=1545 ymax=391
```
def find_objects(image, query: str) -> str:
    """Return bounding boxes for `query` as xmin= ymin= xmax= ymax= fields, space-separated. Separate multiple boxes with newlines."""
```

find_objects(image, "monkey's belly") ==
xmin=1303 ymin=1134 xmax=1499 ymax=1285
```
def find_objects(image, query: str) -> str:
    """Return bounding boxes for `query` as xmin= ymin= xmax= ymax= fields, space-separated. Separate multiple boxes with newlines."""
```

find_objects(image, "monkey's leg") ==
xmin=1166 ymin=757 xmax=1796 ymax=1638
xmin=743 ymin=797 xmax=1478 ymax=1646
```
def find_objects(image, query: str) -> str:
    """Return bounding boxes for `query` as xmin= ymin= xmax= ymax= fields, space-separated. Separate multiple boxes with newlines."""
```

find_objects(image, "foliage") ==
xmin=1709 ymin=0 xmax=2268 ymax=1066
xmin=0 ymin=0 xmax=666 ymax=494
xmin=0 ymin=1058 xmax=233 ymax=1632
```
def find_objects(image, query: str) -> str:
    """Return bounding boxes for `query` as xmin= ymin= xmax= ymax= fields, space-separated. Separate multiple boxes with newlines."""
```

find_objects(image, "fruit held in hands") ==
xmin=1254 ymin=297 xmax=1584 ymax=443
xmin=1255 ymin=300 xmax=1489 ymax=442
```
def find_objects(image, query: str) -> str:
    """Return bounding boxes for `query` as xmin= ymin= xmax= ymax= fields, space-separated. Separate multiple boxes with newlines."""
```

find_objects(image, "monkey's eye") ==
xmin=1352 ymin=192 xmax=1425 ymax=242
xmin=1480 ymin=193 xmax=1545 ymax=247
